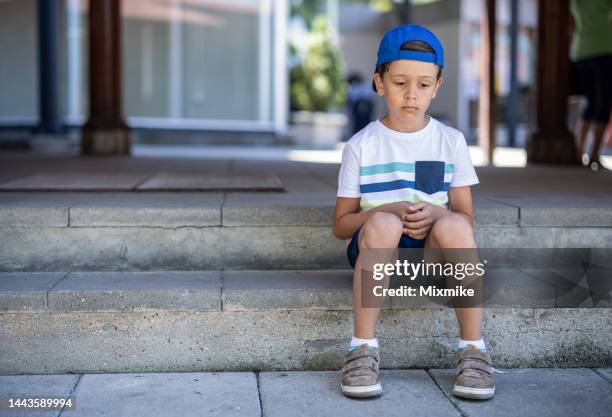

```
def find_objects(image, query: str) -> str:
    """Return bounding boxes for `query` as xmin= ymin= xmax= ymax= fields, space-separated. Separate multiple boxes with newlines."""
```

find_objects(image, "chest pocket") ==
xmin=414 ymin=161 xmax=445 ymax=194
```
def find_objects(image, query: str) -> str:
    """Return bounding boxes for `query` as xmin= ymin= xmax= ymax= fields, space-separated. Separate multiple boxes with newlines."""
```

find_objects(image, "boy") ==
xmin=332 ymin=25 xmax=495 ymax=400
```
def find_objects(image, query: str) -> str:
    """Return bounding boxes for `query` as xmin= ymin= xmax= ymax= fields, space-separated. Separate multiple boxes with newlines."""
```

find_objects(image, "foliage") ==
xmin=289 ymin=16 xmax=347 ymax=112
xmin=289 ymin=0 xmax=326 ymax=30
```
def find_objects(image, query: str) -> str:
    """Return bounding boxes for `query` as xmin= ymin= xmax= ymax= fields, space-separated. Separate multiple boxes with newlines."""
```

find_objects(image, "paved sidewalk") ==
xmin=1 ymin=368 xmax=611 ymax=417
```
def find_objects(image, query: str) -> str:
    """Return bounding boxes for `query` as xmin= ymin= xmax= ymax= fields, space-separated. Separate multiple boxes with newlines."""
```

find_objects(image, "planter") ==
xmin=290 ymin=111 xmax=348 ymax=149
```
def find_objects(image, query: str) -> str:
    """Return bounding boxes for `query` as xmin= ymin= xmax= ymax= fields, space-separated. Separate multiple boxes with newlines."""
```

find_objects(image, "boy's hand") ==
xmin=401 ymin=202 xmax=449 ymax=239
xmin=383 ymin=201 xmax=417 ymax=219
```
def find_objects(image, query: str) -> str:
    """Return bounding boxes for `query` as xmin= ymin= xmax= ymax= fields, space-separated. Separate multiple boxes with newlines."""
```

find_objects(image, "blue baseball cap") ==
xmin=376 ymin=24 xmax=444 ymax=68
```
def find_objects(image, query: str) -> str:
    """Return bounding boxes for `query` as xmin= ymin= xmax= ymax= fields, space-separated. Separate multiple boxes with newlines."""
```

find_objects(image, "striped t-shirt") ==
xmin=337 ymin=116 xmax=479 ymax=211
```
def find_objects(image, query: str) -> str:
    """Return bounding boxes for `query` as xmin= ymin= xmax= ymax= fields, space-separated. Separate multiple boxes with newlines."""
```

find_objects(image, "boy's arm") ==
xmin=332 ymin=197 xmax=410 ymax=240
xmin=447 ymin=186 xmax=475 ymax=228
xmin=446 ymin=133 xmax=478 ymax=227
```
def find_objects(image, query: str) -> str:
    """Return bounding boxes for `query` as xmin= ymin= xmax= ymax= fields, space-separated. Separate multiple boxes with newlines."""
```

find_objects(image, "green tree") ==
xmin=290 ymin=16 xmax=347 ymax=112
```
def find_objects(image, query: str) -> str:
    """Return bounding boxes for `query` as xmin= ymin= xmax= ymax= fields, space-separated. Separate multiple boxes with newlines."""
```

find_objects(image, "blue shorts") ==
xmin=346 ymin=227 xmax=426 ymax=269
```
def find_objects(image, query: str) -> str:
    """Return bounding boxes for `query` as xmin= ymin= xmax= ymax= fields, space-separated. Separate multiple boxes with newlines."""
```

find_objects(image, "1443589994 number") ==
xmin=3 ymin=396 xmax=75 ymax=410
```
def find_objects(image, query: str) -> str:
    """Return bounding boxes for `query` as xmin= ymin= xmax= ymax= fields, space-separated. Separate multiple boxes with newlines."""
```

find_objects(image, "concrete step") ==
xmin=1 ymin=270 xmax=610 ymax=374
xmin=2 ymin=193 xmax=612 ymax=271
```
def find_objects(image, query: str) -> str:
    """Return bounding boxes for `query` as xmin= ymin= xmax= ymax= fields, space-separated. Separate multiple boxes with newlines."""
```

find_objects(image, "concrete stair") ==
xmin=2 ymin=192 xmax=612 ymax=271
xmin=2 ymin=161 xmax=612 ymax=375
xmin=1 ymin=270 xmax=610 ymax=375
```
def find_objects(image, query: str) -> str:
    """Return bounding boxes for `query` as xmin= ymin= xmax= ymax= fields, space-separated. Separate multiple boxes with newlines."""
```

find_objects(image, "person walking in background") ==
xmin=570 ymin=0 xmax=612 ymax=171
xmin=346 ymin=72 xmax=375 ymax=136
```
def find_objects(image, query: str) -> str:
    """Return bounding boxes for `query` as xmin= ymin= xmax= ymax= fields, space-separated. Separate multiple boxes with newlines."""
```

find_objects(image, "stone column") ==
xmin=81 ymin=0 xmax=130 ymax=155
xmin=526 ymin=0 xmax=577 ymax=164
xmin=478 ymin=0 xmax=496 ymax=166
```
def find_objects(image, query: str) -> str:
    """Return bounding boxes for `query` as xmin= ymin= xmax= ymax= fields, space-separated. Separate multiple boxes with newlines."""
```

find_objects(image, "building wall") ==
xmin=425 ymin=20 xmax=461 ymax=128
xmin=0 ymin=0 xmax=280 ymax=131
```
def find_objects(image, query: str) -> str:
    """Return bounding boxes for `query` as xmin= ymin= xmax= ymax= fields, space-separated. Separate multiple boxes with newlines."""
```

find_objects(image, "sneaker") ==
xmin=339 ymin=344 xmax=382 ymax=398
xmin=453 ymin=345 xmax=496 ymax=400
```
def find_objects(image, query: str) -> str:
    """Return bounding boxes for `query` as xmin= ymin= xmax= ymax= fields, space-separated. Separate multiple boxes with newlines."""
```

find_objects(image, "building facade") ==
xmin=0 ymin=0 xmax=288 ymax=134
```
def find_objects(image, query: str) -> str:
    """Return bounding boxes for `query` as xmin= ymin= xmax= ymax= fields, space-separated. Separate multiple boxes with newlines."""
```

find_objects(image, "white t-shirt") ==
xmin=337 ymin=116 xmax=479 ymax=211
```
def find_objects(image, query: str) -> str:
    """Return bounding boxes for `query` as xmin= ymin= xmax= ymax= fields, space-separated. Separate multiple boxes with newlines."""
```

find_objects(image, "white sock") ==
xmin=349 ymin=336 xmax=379 ymax=351
xmin=457 ymin=338 xmax=486 ymax=352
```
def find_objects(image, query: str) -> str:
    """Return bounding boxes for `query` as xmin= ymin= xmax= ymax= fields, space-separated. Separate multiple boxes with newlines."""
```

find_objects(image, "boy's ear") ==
xmin=431 ymin=76 xmax=444 ymax=99
xmin=373 ymin=73 xmax=384 ymax=95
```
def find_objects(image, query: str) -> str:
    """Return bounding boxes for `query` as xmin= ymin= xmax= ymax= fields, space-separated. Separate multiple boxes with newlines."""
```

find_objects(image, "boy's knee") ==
xmin=431 ymin=214 xmax=475 ymax=247
xmin=360 ymin=212 xmax=403 ymax=248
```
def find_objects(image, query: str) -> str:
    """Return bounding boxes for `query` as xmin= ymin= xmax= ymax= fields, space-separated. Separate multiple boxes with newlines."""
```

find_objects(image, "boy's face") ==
xmin=373 ymin=59 xmax=443 ymax=127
